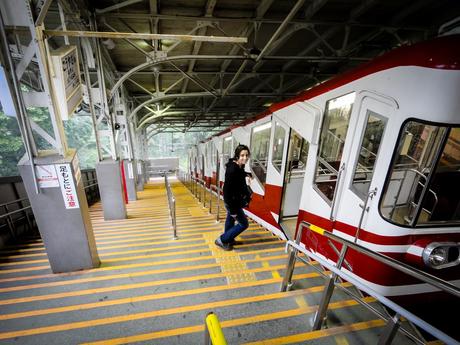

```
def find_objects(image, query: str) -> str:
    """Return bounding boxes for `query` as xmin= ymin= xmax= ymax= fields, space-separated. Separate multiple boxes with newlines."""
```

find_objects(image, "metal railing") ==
xmin=0 ymin=169 xmax=99 ymax=244
xmin=164 ymin=174 xmax=178 ymax=240
xmin=281 ymin=221 xmax=460 ymax=345
xmin=0 ymin=197 xmax=34 ymax=240
xmin=204 ymin=312 xmax=227 ymax=345
xmin=183 ymin=172 xmax=223 ymax=223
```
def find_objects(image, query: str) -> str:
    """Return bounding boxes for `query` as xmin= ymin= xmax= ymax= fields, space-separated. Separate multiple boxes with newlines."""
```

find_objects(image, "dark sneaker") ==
xmin=229 ymin=240 xmax=243 ymax=246
xmin=215 ymin=237 xmax=233 ymax=251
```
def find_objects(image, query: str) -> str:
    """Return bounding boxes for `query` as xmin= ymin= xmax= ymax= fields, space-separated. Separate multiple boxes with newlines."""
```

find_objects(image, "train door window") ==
xmin=380 ymin=121 xmax=460 ymax=226
xmin=351 ymin=111 xmax=386 ymax=198
xmin=223 ymin=136 xmax=232 ymax=163
xmin=210 ymin=142 xmax=217 ymax=170
xmin=250 ymin=122 xmax=272 ymax=186
xmin=314 ymin=92 xmax=356 ymax=202
xmin=288 ymin=131 xmax=309 ymax=176
xmin=272 ymin=122 xmax=286 ymax=172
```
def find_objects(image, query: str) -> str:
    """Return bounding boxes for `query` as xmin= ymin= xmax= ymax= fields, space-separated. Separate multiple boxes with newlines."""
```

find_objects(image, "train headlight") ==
xmin=422 ymin=242 xmax=460 ymax=269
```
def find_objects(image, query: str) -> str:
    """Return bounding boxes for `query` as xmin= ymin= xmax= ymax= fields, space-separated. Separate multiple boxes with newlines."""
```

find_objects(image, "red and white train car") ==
xmin=189 ymin=34 xmax=460 ymax=299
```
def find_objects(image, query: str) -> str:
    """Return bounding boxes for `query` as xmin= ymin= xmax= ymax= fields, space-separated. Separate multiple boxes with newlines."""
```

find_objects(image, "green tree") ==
xmin=0 ymin=111 xmax=25 ymax=176
xmin=63 ymin=115 xmax=97 ymax=170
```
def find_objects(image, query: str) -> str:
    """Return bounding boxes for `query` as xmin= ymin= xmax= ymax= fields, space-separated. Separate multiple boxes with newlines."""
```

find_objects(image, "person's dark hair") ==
xmin=234 ymin=144 xmax=250 ymax=160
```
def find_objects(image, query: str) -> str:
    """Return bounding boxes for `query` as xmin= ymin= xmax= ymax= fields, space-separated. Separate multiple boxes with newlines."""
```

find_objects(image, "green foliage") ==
xmin=63 ymin=115 xmax=97 ymax=170
xmin=0 ymin=111 xmax=25 ymax=176
xmin=148 ymin=131 xmax=213 ymax=169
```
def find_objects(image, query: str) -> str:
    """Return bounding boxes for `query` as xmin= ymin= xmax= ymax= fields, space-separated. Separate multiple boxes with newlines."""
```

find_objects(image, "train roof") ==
xmin=205 ymin=34 xmax=460 ymax=143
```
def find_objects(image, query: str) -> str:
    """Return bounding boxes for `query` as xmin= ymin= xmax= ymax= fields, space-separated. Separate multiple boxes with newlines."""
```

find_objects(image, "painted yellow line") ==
xmin=80 ymin=298 xmax=377 ymax=345
xmin=0 ymin=294 xmax=374 ymax=341
xmin=0 ymin=246 xmax=285 ymax=276
xmin=295 ymin=295 xmax=308 ymax=308
xmin=334 ymin=335 xmax=350 ymax=345
xmin=92 ymin=218 xmax=219 ymax=232
xmin=0 ymin=237 xmax=281 ymax=269
xmin=96 ymin=229 xmax=266 ymax=244
xmin=0 ymin=273 xmax=319 ymax=321
xmin=257 ymin=254 xmax=280 ymax=279
xmin=0 ymin=264 xmax=312 ymax=306
xmin=96 ymin=238 xmax=281 ymax=259
xmin=0 ymin=229 xmax=271 ymax=258
xmin=94 ymin=224 xmax=263 ymax=239
xmin=0 ymin=254 xmax=290 ymax=293
xmin=0 ymin=264 xmax=50 ymax=274
xmin=243 ymin=318 xmax=384 ymax=345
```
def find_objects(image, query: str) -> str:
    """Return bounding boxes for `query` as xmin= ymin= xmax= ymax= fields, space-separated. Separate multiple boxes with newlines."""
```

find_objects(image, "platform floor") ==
xmin=0 ymin=179 xmax=415 ymax=344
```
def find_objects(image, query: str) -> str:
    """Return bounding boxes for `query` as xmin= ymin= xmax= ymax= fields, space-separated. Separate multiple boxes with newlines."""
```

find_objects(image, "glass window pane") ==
xmin=351 ymin=111 xmax=386 ymax=198
xmin=250 ymin=122 xmax=272 ymax=186
xmin=272 ymin=122 xmax=286 ymax=172
xmin=314 ymin=92 xmax=356 ymax=202
xmin=223 ymin=136 xmax=232 ymax=163
xmin=418 ymin=127 xmax=460 ymax=224
xmin=380 ymin=121 xmax=448 ymax=225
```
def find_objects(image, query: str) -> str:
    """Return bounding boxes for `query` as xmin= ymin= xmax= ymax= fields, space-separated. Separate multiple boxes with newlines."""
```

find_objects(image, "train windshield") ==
xmin=381 ymin=121 xmax=460 ymax=227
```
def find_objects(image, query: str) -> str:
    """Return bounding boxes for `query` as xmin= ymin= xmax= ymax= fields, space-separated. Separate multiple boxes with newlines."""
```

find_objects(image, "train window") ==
xmin=210 ymin=142 xmax=217 ymax=170
xmin=351 ymin=111 xmax=386 ymax=198
xmin=250 ymin=122 xmax=272 ymax=186
xmin=381 ymin=121 xmax=460 ymax=226
xmin=272 ymin=122 xmax=286 ymax=172
xmin=314 ymin=92 xmax=356 ymax=202
xmin=222 ymin=136 xmax=233 ymax=163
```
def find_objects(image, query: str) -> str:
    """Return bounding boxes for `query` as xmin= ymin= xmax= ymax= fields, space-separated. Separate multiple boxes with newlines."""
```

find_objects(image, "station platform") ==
xmin=0 ymin=178 xmax=414 ymax=344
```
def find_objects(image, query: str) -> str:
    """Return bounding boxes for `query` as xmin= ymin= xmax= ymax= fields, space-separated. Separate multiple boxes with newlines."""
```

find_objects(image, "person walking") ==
xmin=215 ymin=144 xmax=253 ymax=251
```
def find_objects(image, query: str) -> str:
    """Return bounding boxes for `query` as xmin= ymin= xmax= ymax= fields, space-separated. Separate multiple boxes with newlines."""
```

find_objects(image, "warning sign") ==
xmin=56 ymin=164 xmax=80 ymax=209
xmin=36 ymin=165 xmax=59 ymax=188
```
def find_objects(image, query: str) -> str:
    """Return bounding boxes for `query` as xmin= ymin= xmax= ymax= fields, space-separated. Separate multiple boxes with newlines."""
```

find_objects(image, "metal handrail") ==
xmin=164 ymin=174 xmax=178 ymax=240
xmin=0 ymin=206 xmax=32 ymax=220
xmin=281 ymin=221 xmax=460 ymax=345
xmin=0 ymin=197 xmax=29 ymax=208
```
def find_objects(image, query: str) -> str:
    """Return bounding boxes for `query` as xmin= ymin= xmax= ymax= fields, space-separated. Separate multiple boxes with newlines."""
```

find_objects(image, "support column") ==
xmin=18 ymin=151 xmax=100 ymax=273
xmin=136 ymin=159 xmax=144 ymax=191
xmin=122 ymin=159 xmax=137 ymax=201
xmin=96 ymin=159 xmax=127 ymax=220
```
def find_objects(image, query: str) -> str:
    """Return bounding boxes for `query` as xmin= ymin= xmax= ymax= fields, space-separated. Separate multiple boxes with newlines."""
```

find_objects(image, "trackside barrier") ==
xmin=204 ymin=312 xmax=227 ymax=345
xmin=281 ymin=221 xmax=460 ymax=345
xmin=164 ymin=174 xmax=177 ymax=240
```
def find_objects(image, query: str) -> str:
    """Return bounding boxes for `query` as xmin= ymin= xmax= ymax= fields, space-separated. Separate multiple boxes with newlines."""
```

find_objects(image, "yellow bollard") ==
xmin=205 ymin=312 xmax=227 ymax=345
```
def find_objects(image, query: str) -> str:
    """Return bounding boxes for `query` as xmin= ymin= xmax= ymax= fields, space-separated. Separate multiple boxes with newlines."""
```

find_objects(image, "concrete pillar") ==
xmin=143 ymin=161 xmax=149 ymax=183
xmin=18 ymin=150 xmax=100 ymax=273
xmin=136 ymin=160 xmax=144 ymax=191
xmin=96 ymin=159 xmax=127 ymax=220
xmin=122 ymin=159 xmax=137 ymax=201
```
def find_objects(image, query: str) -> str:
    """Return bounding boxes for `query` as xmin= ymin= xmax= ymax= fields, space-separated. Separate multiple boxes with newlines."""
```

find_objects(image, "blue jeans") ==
xmin=220 ymin=204 xmax=249 ymax=244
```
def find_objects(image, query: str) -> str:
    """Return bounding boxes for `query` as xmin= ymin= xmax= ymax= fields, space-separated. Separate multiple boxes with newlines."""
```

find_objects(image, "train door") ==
xmin=311 ymin=92 xmax=358 ymax=226
xmin=332 ymin=93 xmax=395 ymax=238
xmin=281 ymin=129 xmax=309 ymax=218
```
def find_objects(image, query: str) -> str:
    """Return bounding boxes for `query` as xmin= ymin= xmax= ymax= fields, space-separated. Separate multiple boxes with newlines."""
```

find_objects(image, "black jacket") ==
xmin=223 ymin=159 xmax=252 ymax=214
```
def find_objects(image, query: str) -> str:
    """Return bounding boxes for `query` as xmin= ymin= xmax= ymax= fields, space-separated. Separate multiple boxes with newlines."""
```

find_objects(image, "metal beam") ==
xmin=35 ymin=0 xmax=54 ymax=26
xmin=97 ymin=13 xmax=427 ymax=32
xmin=256 ymin=0 xmax=306 ymax=62
xmin=95 ymin=0 xmax=143 ymax=14
xmin=43 ymin=30 xmax=248 ymax=43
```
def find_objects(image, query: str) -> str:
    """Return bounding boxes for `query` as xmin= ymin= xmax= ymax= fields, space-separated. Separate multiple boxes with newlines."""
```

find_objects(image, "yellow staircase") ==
xmin=0 ymin=178 xmax=408 ymax=344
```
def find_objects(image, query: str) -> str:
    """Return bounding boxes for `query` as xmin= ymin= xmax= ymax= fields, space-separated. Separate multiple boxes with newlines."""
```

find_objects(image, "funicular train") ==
xmin=188 ymin=34 xmax=460 ymax=304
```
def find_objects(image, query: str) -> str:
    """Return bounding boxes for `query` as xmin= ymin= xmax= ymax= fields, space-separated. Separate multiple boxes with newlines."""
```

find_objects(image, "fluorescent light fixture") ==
xmin=253 ymin=122 xmax=272 ymax=133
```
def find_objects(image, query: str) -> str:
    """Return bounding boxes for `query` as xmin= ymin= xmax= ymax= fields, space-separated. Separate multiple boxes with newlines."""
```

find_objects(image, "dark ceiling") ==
xmin=21 ymin=0 xmax=460 ymax=133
